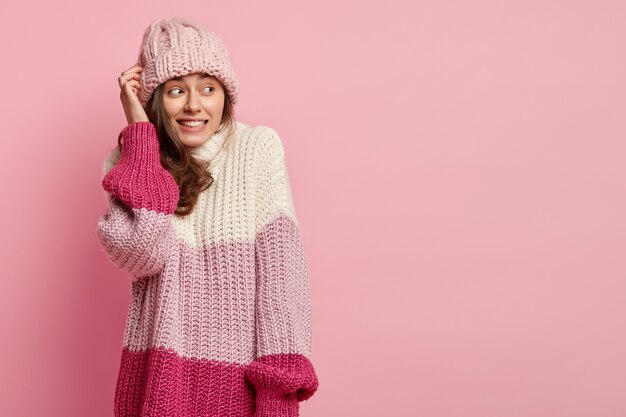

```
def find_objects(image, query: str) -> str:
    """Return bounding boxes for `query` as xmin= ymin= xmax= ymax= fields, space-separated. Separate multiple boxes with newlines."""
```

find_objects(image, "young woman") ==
xmin=97 ymin=16 xmax=319 ymax=417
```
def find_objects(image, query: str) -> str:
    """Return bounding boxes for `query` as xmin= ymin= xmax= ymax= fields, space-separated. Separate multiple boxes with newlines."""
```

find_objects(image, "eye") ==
xmin=167 ymin=86 xmax=213 ymax=95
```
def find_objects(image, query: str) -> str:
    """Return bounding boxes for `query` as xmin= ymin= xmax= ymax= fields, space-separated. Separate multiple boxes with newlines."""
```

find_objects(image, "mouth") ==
xmin=177 ymin=119 xmax=208 ymax=125
xmin=177 ymin=119 xmax=209 ymax=132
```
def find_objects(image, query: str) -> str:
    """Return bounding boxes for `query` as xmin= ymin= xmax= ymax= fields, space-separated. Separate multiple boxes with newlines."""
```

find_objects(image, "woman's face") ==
xmin=162 ymin=72 xmax=225 ymax=148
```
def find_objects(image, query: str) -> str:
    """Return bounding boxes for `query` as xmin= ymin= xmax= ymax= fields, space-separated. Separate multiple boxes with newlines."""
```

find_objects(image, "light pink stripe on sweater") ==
xmin=254 ymin=214 xmax=313 ymax=358
xmin=97 ymin=197 xmax=178 ymax=281
xmin=122 ymin=238 xmax=257 ymax=363
xmin=119 ymin=213 xmax=312 ymax=365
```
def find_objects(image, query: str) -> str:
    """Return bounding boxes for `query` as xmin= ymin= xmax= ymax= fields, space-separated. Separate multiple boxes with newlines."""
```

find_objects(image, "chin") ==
xmin=185 ymin=137 xmax=208 ymax=147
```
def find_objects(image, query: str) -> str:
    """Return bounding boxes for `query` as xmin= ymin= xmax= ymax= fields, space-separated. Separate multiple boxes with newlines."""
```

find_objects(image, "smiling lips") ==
xmin=178 ymin=119 xmax=208 ymax=131
xmin=178 ymin=119 xmax=207 ymax=124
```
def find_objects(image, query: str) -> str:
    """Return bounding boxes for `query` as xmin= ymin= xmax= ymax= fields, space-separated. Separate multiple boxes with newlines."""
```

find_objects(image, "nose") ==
xmin=184 ymin=92 xmax=201 ymax=112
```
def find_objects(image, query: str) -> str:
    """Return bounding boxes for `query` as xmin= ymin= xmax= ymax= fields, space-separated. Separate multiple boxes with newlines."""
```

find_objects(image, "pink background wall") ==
xmin=1 ymin=1 xmax=625 ymax=416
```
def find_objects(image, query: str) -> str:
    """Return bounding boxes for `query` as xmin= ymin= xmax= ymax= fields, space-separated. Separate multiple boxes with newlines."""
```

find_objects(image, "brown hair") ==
xmin=116 ymin=77 xmax=237 ymax=217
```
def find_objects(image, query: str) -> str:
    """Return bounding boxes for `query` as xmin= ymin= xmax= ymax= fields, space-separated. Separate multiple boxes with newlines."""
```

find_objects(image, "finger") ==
xmin=119 ymin=68 xmax=143 ymax=84
xmin=121 ymin=64 xmax=143 ymax=75
xmin=123 ymin=79 xmax=138 ymax=93
xmin=119 ymin=72 xmax=141 ymax=83
xmin=122 ymin=80 xmax=142 ymax=97
xmin=129 ymin=80 xmax=141 ymax=92
xmin=118 ymin=73 xmax=141 ymax=89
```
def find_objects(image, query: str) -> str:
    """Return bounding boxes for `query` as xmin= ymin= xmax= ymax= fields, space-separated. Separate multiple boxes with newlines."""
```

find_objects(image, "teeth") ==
xmin=180 ymin=120 xmax=206 ymax=127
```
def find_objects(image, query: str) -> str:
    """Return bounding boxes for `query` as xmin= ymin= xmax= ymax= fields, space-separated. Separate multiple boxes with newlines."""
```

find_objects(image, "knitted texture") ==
xmin=136 ymin=16 xmax=239 ymax=106
xmin=101 ymin=121 xmax=180 ymax=214
xmin=96 ymin=121 xmax=319 ymax=416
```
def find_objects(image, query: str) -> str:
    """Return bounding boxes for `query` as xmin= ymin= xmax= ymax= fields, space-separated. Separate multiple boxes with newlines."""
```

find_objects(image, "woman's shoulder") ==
xmin=233 ymin=121 xmax=284 ymax=157
xmin=234 ymin=120 xmax=279 ymax=141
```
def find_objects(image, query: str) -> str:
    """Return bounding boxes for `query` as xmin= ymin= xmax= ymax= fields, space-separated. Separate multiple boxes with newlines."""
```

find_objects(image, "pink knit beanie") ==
xmin=136 ymin=16 xmax=239 ymax=106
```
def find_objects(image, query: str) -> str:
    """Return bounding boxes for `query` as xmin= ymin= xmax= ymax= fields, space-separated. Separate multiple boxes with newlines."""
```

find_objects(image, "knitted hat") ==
xmin=136 ymin=16 xmax=239 ymax=106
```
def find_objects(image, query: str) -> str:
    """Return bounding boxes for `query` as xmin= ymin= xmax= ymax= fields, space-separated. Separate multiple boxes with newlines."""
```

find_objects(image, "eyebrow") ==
xmin=169 ymin=73 xmax=214 ymax=82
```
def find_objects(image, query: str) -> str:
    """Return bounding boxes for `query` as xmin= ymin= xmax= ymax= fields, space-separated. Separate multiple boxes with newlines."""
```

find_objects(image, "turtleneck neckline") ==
xmin=189 ymin=125 xmax=231 ymax=162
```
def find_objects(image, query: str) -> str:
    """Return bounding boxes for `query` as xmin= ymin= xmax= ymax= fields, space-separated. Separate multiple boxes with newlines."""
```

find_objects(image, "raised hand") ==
xmin=118 ymin=64 xmax=150 ymax=127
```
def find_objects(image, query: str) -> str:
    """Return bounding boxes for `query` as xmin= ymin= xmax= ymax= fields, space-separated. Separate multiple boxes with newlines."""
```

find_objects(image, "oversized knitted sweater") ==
xmin=96 ymin=121 xmax=319 ymax=417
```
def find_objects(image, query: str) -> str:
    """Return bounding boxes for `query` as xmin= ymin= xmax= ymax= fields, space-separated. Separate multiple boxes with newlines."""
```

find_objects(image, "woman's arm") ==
xmin=96 ymin=121 xmax=180 ymax=282
xmin=245 ymin=127 xmax=319 ymax=417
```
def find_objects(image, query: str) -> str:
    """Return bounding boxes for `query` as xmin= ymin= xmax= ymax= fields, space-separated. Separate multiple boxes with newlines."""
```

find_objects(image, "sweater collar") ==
xmin=189 ymin=125 xmax=231 ymax=161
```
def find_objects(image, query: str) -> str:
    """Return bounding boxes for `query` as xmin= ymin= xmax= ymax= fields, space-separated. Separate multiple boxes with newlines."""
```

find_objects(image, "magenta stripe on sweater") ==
xmin=114 ymin=347 xmax=317 ymax=417
xmin=102 ymin=122 xmax=180 ymax=214
xmin=114 ymin=346 xmax=256 ymax=417
xmin=245 ymin=353 xmax=319 ymax=401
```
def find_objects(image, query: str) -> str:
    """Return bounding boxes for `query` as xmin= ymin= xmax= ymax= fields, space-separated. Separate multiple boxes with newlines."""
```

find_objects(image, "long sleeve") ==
xmin=96 ymin=121 xmax=180 ymax=282
xmin=244 ymin=128 xmax=319 ymax=417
